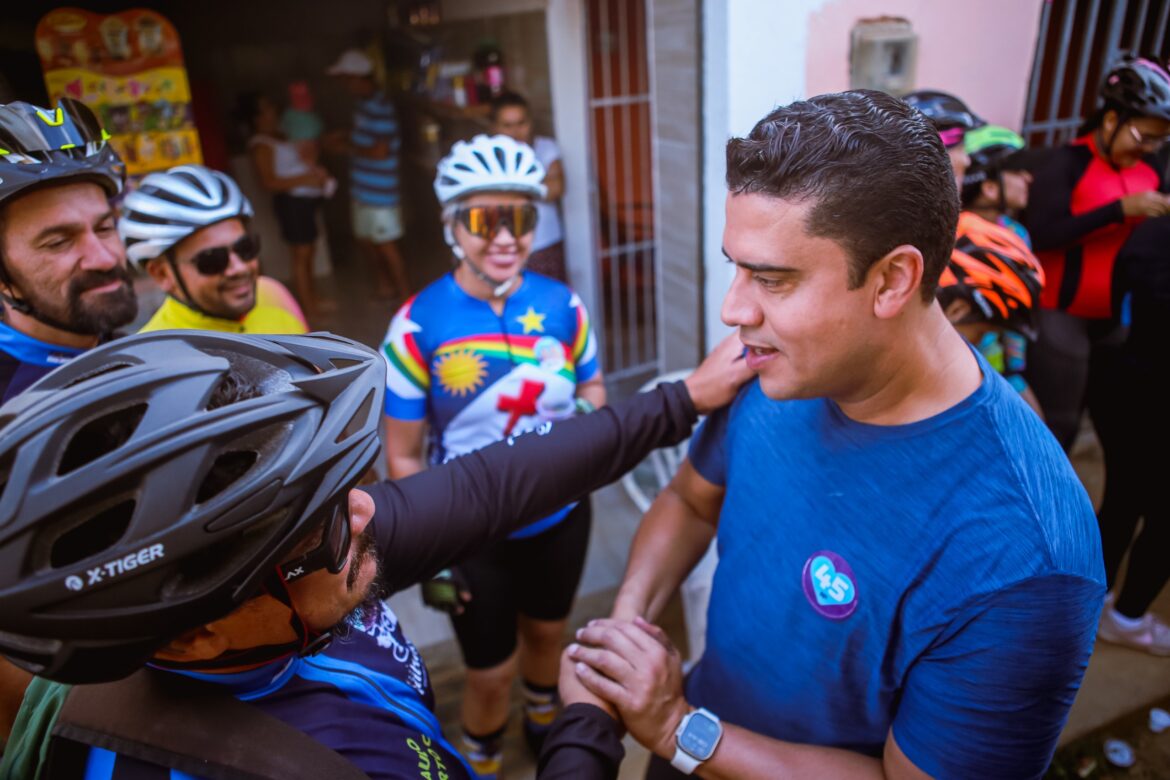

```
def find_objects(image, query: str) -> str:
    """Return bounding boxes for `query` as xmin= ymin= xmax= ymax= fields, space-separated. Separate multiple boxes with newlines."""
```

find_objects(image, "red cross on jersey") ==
xmin=497 ymin=379 xmax=546 ymax=435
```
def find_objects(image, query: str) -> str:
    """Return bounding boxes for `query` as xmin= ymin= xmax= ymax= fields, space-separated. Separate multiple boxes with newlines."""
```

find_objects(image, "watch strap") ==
xmin=670 ymin=743 xmax=703 ymax=774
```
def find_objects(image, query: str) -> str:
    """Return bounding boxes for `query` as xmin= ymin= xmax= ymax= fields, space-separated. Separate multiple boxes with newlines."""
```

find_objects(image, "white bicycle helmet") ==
xmin=119 ymin=164 xmax=253 ymax=265
xmin=433 ymin=134 xmax=546 ymax=205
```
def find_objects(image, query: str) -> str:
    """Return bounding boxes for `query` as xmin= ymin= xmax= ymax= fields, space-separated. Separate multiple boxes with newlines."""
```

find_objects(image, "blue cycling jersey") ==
xmin=81 ymin=524 xmax=475 ymax=780
xmin=0 ymin=319 xmax=86 ymax=404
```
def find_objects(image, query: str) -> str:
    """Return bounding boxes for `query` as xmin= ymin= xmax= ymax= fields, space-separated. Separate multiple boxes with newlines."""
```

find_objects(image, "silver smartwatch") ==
xmin=670 ymin=707 xmax=722 ymax=775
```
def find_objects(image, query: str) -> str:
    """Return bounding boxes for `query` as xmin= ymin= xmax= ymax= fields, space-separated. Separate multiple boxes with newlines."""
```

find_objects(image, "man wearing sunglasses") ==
xmin=119 ymin=165 xmax=308 ymax=335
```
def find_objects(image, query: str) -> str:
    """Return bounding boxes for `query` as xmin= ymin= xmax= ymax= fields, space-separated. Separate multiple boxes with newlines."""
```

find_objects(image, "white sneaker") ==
xmin=1098 ymin=607 xmax=1170 ymax=656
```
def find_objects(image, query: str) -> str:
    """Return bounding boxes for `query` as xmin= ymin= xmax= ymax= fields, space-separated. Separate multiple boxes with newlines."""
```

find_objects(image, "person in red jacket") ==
xmin=1022 ymin=55 xmax=1170 ymax=450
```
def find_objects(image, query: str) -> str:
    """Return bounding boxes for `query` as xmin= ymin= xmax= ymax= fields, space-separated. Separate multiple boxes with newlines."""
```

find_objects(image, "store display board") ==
xmin=35 ymin=7 xmax=202 ymax=176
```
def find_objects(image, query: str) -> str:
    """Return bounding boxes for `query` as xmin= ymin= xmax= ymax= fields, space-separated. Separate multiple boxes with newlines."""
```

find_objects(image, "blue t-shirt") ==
xmin=350 ymin=91 xmax=401 ymax=207
xmin=686 ymin=353 xmax=1103 ymax=779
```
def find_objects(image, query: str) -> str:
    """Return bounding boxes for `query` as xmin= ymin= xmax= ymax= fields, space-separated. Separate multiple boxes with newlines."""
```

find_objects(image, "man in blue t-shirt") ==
xmin=566 ymin=90 xmax=1103 ymax=779
xmin=326 ymin=48 xmax=410 ymax=300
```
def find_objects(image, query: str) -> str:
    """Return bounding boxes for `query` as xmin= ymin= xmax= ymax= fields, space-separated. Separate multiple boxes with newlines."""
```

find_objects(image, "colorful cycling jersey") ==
xmin=382 ymin=272 xmax=599 ymax=538
xmin=0 ymin=319 xmax=87 ymax=404
xmin=1024 ymin=134 xmax=1164 ymax=319
xmin=997 ymin=215 xmax=1032 ymax=248
xmin=139 ymin=278 xmax=308 ymax=335
xmin=975 ymin=330 xmax=1029 ymax=394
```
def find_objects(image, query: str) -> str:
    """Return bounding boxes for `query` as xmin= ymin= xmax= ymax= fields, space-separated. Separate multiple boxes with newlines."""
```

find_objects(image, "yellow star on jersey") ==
xmin=516 ymin=306 xmax=546 ymax=334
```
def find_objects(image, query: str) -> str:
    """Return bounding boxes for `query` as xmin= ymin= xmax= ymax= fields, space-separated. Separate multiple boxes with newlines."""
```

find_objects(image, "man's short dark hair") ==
xmin=726 ymin=89 xmax=959 ymax=301
xmin=490 ymin=91 xmax=530 ymax=122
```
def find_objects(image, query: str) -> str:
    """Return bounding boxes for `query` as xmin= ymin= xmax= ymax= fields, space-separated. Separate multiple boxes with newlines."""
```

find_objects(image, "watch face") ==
xmin=679 ymin=713 xmax=721 ymax=760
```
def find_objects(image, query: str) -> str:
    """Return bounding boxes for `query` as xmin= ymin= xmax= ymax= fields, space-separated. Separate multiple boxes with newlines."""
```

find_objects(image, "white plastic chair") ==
xmin=620 ymin=371 xmax=719 ymax=664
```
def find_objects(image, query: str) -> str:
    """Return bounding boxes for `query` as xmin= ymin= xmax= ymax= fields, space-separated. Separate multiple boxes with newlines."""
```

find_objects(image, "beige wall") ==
xmin=805 ymin=0 xmax=1044 ymax=130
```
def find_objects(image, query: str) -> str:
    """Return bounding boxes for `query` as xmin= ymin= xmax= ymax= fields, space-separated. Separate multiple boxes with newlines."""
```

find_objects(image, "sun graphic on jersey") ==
xmin=434 ymin=349 xmax=488 ymax=397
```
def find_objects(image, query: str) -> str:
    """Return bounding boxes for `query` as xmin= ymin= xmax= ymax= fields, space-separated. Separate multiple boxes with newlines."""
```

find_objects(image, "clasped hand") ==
xmin=559 ymin=617 xmax=690 ymax=759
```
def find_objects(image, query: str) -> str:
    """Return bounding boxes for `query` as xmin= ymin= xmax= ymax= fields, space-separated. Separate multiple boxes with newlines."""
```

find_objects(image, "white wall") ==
xmin=546 ymin=0 xmax=599 ymax=315
xmin=701 ymin=1 xmax=811 ymax=346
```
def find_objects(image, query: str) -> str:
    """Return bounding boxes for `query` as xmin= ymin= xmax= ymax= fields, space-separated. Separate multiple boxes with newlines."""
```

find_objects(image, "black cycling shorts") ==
xmin=451 ymin=499 xmax=592 ymax=669
xmin=272 ymin=193 xmax=321 ymax=245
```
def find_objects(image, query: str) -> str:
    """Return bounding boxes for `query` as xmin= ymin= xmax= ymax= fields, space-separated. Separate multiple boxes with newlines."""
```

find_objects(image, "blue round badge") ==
xmin=801 ymin=550 xmax=858 ymax=620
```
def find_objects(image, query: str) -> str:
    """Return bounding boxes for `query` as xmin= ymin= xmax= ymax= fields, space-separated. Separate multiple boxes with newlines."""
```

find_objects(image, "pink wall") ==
xmin=806 ymin=0 xmax=1044 ymax=130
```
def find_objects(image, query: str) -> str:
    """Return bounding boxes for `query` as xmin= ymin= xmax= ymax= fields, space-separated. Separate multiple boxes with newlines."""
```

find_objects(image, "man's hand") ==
xmin=568 ymin=617 xmax=690 ymax=759
xmin=683 ymin=333 xmax=754 ymax=414
xmin=558 ymin=645 xmax=620 ymax=721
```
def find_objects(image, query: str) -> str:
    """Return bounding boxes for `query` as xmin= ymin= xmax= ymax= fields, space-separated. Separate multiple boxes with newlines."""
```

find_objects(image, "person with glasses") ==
xmin=381 ymin=134 xmax=605 ymax=778
xmin=1021 ymin=55 xmax=1170 ymax=450
xmin=119 ymin=165 xmax=309 ymax=336
xmin=0 ymin=329 xmax=750 ymax=779
xmin=0 ymin=96 xmax=138 ymax=743
xmin=1020 ymin=55 xmax=1170 ymax=655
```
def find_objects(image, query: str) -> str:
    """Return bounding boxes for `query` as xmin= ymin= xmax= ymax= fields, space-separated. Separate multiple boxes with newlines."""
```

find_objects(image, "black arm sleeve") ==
xmin=1024 ymin=145 xmax=1125 ymax=251
xmin=537 ymin=704 xmax=625 ymax=780
xmin=363 ymin=381 xmax=698 ymax=594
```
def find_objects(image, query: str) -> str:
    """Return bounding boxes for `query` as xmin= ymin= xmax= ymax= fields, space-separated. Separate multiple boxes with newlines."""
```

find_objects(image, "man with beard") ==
xmin=0 ymin=96 xmax=137 ymax=742
xmin=0 ymin=97 xmax=137 ymax=404
xmin=119 ymin=165 xmax=308 ymax=335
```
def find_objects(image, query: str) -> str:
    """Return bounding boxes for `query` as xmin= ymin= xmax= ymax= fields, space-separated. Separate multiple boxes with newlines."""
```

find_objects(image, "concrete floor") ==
xmin=127 ymin=232 xmax=1167 ymax=776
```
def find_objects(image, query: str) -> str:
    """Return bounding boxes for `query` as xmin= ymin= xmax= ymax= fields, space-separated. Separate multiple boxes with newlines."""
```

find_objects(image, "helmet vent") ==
xmin=329 ymin=357 xmax=363 ymax=370
xmin=472 ymin=150 xmax=491 ymax=170
xmin=58 ymin=403 xmax=147 ymax=475
xmin=49 ymin=499 xmax=134 ymax=568
xmin=0 ymin=449 xmax=12 ymax=508
xmin=62 ymin=362 xmax=133 ymax=388
xmin=196 ymin=450 xmax=259 ymax=504
xmin=337 ymin=389 xmax=374 ymax=443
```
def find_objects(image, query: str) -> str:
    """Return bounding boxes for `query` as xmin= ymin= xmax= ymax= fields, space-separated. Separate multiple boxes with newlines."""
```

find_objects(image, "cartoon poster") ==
xmin=35 ymin=7 xmax=202 ymax=176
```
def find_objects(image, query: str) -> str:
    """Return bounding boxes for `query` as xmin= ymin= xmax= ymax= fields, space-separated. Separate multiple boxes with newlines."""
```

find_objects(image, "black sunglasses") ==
xmin=177 ymin=234 xmax=261 ymax=276
xmin=276 ymin=501 xmax=351 ymax=584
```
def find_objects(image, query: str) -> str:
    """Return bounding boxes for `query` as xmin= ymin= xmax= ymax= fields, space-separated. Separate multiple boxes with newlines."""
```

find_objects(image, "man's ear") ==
xmin=870 ymin=244 xmax=924 ymax=320
xmin=152 ymin=624 xmax=231 ymax=663
xmin=144 ymin=256 xmax=177 ymax=295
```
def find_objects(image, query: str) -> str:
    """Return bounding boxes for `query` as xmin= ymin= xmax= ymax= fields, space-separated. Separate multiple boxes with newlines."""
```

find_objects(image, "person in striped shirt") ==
xmin=326 ymin=48 xmax=410 ymax=299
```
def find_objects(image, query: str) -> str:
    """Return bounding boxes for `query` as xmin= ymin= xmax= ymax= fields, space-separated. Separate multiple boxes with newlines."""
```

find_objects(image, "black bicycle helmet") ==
xmin=1100 ymin=55 xmax=1170 ymax=121
xmin=0 ymin=97 xmax=124 ymax=206
xmin=903 ymin=90 xmax=986 ymax=146
xmin=0 ymin=331 xmax=382 ymax=684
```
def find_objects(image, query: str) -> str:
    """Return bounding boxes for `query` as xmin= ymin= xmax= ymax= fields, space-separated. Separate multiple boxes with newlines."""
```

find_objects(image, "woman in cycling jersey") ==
xmin=1023 ymin=55 xmax=1170 ymax=655
xmin=380 ymin=134 xmax=605 ymax=778
xmin=1022 ymin=55 xmax=1170 ymax=448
